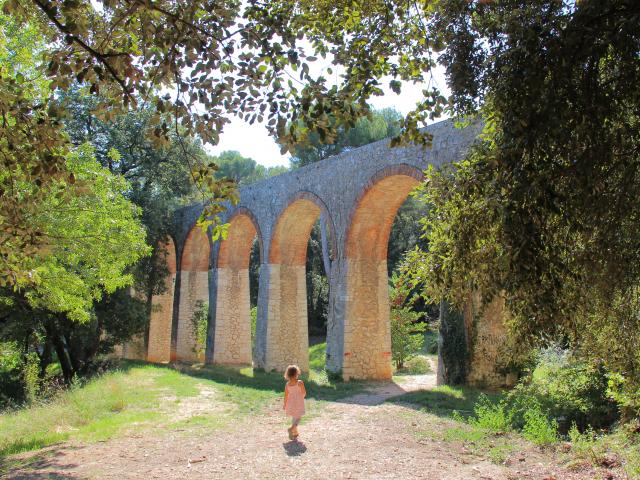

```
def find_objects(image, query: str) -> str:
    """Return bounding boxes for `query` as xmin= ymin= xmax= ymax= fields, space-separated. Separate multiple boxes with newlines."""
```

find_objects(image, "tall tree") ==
xmin=1 ymin=0 xmax=451 ymax=285
xmin=406 ymin=1 xmax=640 ymax=411
xmin=0 ymin=144 xmax=150 ymax=383
xmin=290 ymin=108 xmax=403 ymax=167
xmin=213 ymin=150 xmax=289 ymax=185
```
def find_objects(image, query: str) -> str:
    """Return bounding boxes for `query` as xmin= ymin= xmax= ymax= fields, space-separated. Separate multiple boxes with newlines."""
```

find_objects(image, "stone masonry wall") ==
xmin=340 ymin=172 xmax=421 ymax=379
xmin=342 ymin=259 xmax=392 ymax=380
xmin=465 ymin=294 xmax=510 ymax=389
xmin=211 ymin=212 xmax=259 ymax=365
xmin=212 ymin=267 xmax=252 ymax=364
xmin=176 ymin=271 xmax=208 ymax=362
xmin=264 ymin=264 xmax=309 ymax=372
xmin=176 ymin=227 xmax=210 ymax=362
xmin=147 ymin=238 xmax=176 ymax=363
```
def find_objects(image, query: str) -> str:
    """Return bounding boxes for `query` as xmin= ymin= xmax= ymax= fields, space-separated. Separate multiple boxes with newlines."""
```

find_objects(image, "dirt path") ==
xmin=4 ymin=373 xmax=603 ymax=480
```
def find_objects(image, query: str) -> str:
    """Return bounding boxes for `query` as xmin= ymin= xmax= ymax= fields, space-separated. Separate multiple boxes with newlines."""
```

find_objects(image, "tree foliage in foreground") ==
xmin=404 ymin=1 xmax=640 ymax=414
xmin=0 ymin=0 xmax=448 ymax=285
xmin=0 ymin=145 xmax=149 ymax=387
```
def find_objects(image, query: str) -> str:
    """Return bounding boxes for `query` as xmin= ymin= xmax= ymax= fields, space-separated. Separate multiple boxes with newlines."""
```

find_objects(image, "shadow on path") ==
xmin=2 ymin=446 xmax=86 ymax=480
xmin=282 ymin=440 xmax=307 ymax=457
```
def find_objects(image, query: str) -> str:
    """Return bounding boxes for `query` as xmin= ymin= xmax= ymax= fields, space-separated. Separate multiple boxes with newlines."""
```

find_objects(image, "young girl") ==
xmin=283 ymin=364 xmax=306 ymax=440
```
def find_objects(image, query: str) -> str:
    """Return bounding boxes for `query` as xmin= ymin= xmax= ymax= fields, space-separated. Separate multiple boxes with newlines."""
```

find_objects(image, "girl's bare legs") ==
xmin=291 ymin=417 xmax=300 ymax=437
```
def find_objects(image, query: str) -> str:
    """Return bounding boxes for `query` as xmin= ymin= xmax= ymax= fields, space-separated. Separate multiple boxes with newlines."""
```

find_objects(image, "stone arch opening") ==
xmin=175 ymin=226 xmax=211 ymax=362
xmin=264 ymin=192 xmax=336 ymax=372
xmin=147 ymin=236 xmax=177 ymax=363
xmin=342 ymin=165 xmax=424 ymax=380
xmin=212 ymin=208 xmax=262 ymax=365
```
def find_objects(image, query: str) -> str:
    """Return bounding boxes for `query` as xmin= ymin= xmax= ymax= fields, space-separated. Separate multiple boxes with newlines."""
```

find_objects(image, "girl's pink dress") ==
xmin=285 ymin=381 xmax=305 ymax=418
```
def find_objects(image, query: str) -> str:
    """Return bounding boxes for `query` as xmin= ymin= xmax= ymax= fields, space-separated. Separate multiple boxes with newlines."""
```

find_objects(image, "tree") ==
xmin=389 ymin=274 xmax=426 ymax=370
xmin=290 ymin=108 xmax=403 ymax=167
xmin=0 ymin=144 xmax=150 ymax=384
xmin=406 ymin=1 xmax=640 ymax=412
xmin=2 ymin=0 xmax=456 ymax=285
xmin=213 ymin=150 xmax=289 ymax=185
xmin=60 ymin=91 xmax=211 ymax=339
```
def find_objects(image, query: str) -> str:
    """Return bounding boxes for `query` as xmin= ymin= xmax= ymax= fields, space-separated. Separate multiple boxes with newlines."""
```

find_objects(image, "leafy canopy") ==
xmin=404 ymin=0 xmax=640 ymax=411
xmin=14 ymin=144 xmax=150 ymax=322
xmin=0 ymin=0 xmax=446 ymax=284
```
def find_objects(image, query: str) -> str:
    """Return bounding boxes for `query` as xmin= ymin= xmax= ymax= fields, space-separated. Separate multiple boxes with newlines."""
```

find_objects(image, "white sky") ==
xmin=208 ymin=64 xmax=450 ymax=168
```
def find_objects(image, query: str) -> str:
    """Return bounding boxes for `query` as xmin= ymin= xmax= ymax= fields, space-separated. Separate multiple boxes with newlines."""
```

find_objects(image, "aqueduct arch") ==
xmin=132 ymin=119 xmax=510 ymax=388
xmin=175 ymin=226 xmax=210 ymax=362
xmin=263 ymin=192 xmax=336 ymax=372
xmin=147 ymin=237 xmax=177 ymax=363
xmin=210 ymin=208 xmax=262 ymax=365
xmin=341 ymin=166 xmax=423 ymax=380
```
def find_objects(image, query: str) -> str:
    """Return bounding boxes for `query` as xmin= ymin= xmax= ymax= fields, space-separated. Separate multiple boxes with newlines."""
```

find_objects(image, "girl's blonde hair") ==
xmin=284 ymin=364 xmax=301 ymax=380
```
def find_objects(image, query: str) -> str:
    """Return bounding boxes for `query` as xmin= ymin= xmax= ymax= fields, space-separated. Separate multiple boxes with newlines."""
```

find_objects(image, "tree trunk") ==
xmin=81 ymin=317 xmax=103 ymax=374
xmin=38 ymin=339 xmax=52 ymax=379
xmin=45 ymin=320 xmax=74 ymax=384
xmin=63 ymin=332 xmax=83 ymax=375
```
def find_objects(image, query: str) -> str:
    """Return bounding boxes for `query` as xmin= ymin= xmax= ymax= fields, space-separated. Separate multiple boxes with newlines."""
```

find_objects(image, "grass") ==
xmin=389 ymin=384 xmax=496 ymax=419
xmin=308 ymin=342 xmax=326 ymax=372
xmin=565 ymin=423 xmax=640 ymax=477
xmin=0 ymin=366 xmax=166 ymax=458
xmin=394 ymin=355 xmax=432 ymax=376
xmin=391 ymin=384 xmax=640 ymax=474
xmin=0 ymin=344 xmax=364 ymax=464
xmin=393 ymin=328 xmax=439 ymax=377
xmin=389 ymin=385 xmax=522 ymax=464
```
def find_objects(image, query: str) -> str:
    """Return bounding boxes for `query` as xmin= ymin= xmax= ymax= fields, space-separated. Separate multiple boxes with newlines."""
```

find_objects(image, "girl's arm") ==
xmin=283 ymin=386 xmax=288 ymax=409
xmin=299 ymin=380 xmax=306 ymax=398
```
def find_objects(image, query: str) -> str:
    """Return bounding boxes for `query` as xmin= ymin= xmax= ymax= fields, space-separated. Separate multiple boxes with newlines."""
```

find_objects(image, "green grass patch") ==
xmin=0 ymin=366 xmax=165 ymax=458
xmin=309 ymin=342 xmax=326 ymax=371
xmin=389 ymin=385 xmax=496 ymax=419
xmin=394 ymin=355 xmax=432 ymax=376
xmin=565 ymin=423 xmax=640 ymax=477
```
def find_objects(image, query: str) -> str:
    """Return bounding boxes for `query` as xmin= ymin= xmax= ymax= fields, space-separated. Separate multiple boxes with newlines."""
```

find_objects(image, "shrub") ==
xmin=505 ymin=347 xmax=617 ymax=432
xmin=23 ymin=353 xmax=41 ymax=404
xmin=468 ymin=394 xmax=512 ymax=432
xmin=0 ymin=342 xmax=24 ymax=408
xmin=396 ymin=355 xmax=431 ymax=375
xmin=190 ymin=300 xmax=209 ymax=358
xmin=607 ymin=373 xmax=640 ymax=422
xmin=250 ymin=306 xmax=257 ymax=346
xmin=390 ymin=307 xmax=426 ymax=369
xmin=521 ymin=403 xmax=558 ymax=446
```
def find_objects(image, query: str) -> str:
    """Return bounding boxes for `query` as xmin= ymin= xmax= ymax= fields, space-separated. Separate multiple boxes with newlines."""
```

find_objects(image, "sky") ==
xmin=207 ymin=64 xmax=450 ymax=168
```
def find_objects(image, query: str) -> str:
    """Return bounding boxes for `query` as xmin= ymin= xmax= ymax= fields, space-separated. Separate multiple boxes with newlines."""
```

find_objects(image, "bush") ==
xmin=468 ymin=394 xmax=512 ymax=432
xmin=23 ymin=353 xmax=41 ymax=404
xmin=521 ymin=403 xmax=559 ymax=445
xmin=505 ymin=348 xmax=617 ymax=432
xmin=250 ymin=306 xmax=257 ymax=346
xmin=190 ymin=301 xmax=209 ymax=358
xmin=390 ymin=307 xmax=426 ymax=369
xmin=396 ymin=355 xmax=432 ymax=375
xmin=0 ymin=342 xmax=25 ymax=409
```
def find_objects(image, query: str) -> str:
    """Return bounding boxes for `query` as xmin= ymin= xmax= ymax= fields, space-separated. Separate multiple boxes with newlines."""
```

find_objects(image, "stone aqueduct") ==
xmin=121 ymin=119 xmax=506 ymax=384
